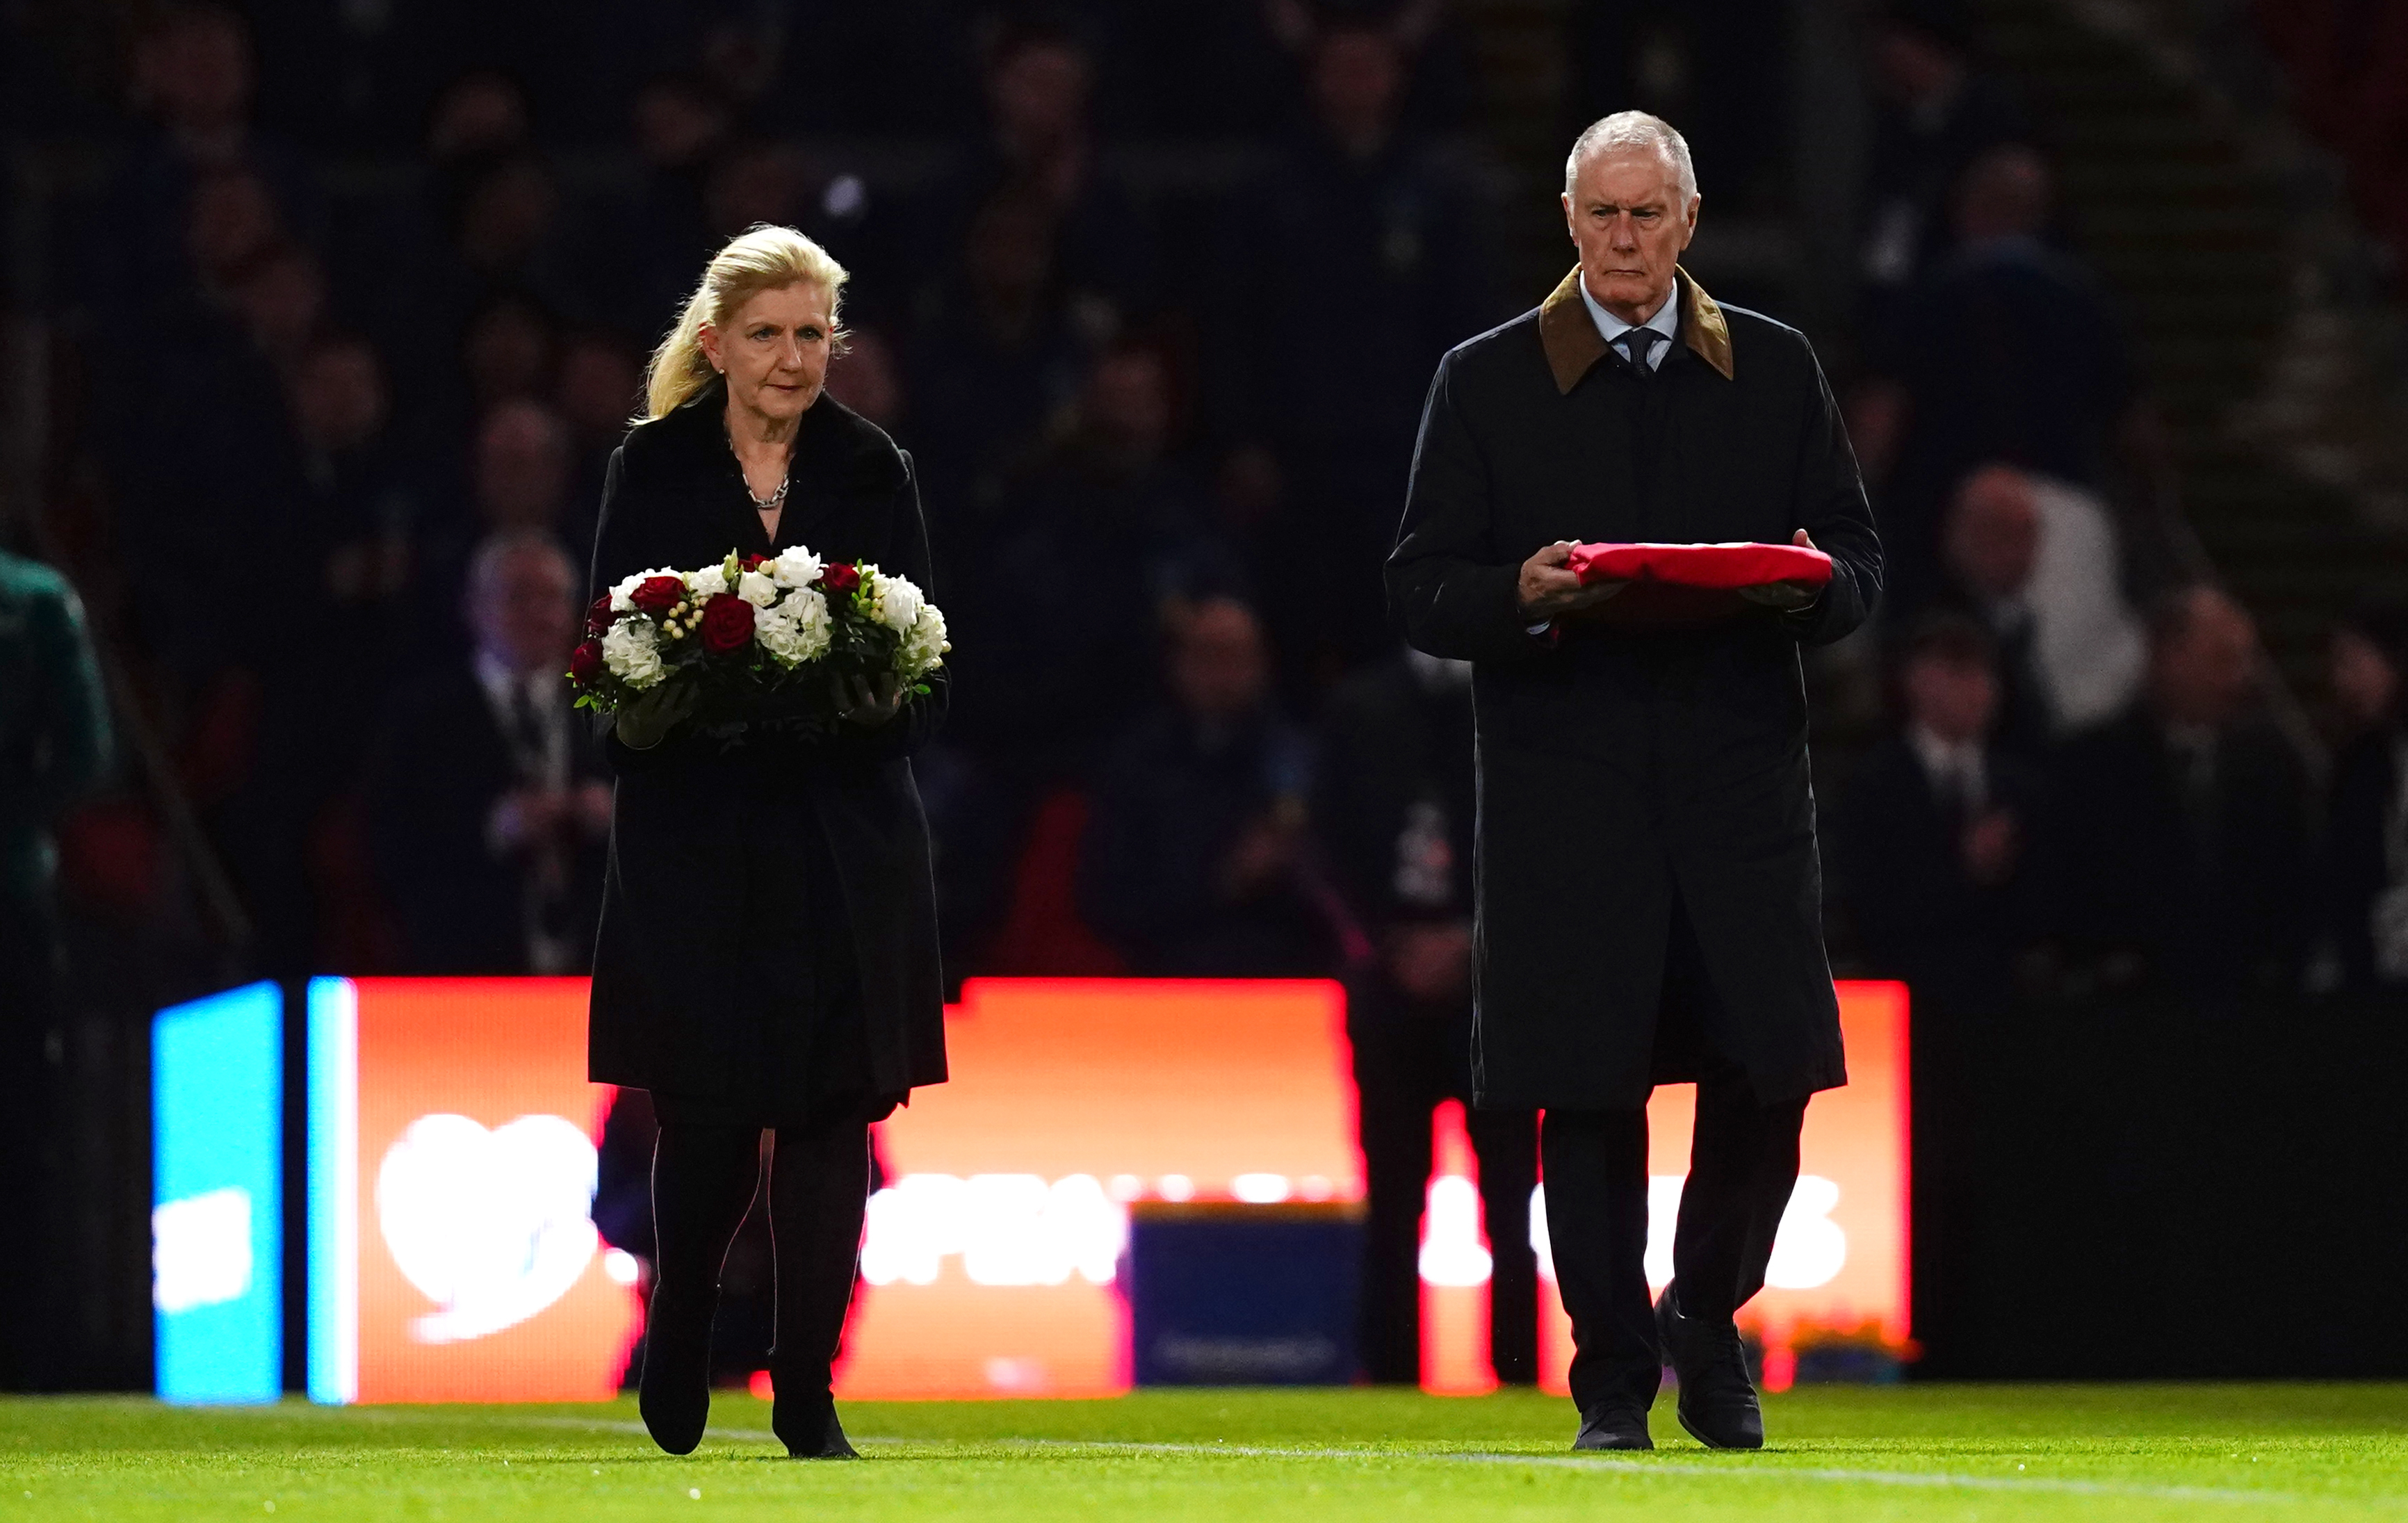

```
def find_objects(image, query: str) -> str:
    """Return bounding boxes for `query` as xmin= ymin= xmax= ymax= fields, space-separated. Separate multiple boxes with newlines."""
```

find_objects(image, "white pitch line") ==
xmin=209 ymin=1405 xmax=2305 ymax=1504
xmin=1458 ymin=1452 xmax=2294 ymax=1506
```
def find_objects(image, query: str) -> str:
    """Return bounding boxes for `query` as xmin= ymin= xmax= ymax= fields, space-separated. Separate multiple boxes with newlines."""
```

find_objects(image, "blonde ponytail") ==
xmin=642 ymin=224 xmax=849 ymax=419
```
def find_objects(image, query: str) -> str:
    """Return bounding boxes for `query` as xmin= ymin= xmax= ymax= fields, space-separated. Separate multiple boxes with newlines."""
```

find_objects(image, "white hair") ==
xmin=1563 ymin=111 xmax=1698 ymax=203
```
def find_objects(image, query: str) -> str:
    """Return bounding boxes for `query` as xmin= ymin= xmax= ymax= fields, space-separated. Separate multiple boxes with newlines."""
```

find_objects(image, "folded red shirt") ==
xmin=1567 ymin=541 xmax=1834 ymax=590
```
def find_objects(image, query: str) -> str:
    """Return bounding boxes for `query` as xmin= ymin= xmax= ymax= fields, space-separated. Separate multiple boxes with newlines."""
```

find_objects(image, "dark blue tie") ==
xmin=1617 ymin=327 xmax=1664 ymax=376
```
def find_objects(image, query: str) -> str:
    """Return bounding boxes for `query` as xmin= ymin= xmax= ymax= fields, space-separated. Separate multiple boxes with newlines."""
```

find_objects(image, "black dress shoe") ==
xmin=1655 ymin=1284 xmax=1764 ymax=1450
xmin=637 ymin=1283 xmax=717 ymax=1456
xmin=1572 ymin=1402 xmax=1654 ymax=1451
xmin=774 ymin=1397 xmax=859 ymax=1459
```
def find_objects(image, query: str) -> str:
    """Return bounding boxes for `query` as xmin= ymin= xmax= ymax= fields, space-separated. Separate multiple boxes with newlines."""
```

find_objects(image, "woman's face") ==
xmin=702 ymin=282 xmax=833 ymax=425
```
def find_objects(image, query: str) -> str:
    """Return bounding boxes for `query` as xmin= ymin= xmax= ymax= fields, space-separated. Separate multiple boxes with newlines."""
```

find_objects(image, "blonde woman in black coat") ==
xmin=587 ymin=225 xmax=946 ymax=1458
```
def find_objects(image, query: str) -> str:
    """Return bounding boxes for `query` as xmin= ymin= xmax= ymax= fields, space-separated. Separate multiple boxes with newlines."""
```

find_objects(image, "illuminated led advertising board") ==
xmin=290 ymin=975 xmax=1905 ymax=1401
xmin=152 ymin=981 xmax=283 ymax=1404
xmin=307 ymin=977 xmax=639 ymax=1404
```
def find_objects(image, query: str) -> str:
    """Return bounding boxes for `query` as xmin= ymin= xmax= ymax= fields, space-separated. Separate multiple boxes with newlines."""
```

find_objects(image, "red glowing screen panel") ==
xmin=306 ymin=976 xmax=1903 ymax=1401
xmin=838 ymin=977 xmax=1358 ymax=1398
xmin=308 ymin=977 xmax=641 ymax=1404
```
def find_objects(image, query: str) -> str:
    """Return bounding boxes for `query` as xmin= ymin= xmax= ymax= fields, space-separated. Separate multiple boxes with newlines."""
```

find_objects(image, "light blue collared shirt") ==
xmin=1579 ymin=272 xmax=1680 ymax=370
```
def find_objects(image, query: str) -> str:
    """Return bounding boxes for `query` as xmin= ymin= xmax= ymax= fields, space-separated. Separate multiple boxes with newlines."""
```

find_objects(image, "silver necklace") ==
xmin=745 ymin=472 xmax=791 ymax=512
xmin=727 ymin=425 xmax=792 ymax=511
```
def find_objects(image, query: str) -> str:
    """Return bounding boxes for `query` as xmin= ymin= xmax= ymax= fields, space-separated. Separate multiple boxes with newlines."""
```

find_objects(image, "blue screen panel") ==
xmin=153 ymin=982 xmax=282 ymax=1403
xmin=305 ymin=977 xmax=357 ymax=1404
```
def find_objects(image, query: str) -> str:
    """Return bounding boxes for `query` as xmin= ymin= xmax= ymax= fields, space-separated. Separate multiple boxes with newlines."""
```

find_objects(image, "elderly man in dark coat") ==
xmin=1388 ymin=111 xmax=1880 ymax=1452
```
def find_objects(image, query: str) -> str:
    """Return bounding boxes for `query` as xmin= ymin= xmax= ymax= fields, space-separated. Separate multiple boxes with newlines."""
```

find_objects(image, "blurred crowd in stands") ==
xmin=11 ymin=0 xmax=2408 ymax=1387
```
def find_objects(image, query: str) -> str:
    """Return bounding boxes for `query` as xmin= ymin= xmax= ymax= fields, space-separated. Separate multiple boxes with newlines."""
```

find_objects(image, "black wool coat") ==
xmin=1388 ymin=267 xmax=1881 ymax=1110
xmin=585 ymin=382 xmax=947 ymax=1107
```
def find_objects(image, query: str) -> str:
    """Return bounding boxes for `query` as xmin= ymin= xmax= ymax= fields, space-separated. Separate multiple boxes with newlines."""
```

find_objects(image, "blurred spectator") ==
xmin=288 ymin=334 xmax=419 ymax=649
xmin=2049 ymin=587 xmax=2315 ymax=997
xmin=425 ymin=69 xmax=532 ymax=167
xmin=1857 ymin=1 xmax=2032 ymax=318
xmin=451 ymin=154 xmax=568 ymax=297
xmin=917 ymin=22 xmax=1156 ymax=325
xmin=99 ymin=3 xmax=320 ymax=307
xmin=1878 ymin=145 xmax=2137 ymax=617
xmin=368 ymin=532 xmax=608 ymax=974
xmin=1566 ymin=0 xmax=1790 ymax=218
xmin=619 ymin=72 xmax=734 ymax=336
xmin=2324 ymin=602 xmax=2408 ymax=991
xmin=462 ymin=295 xmax=561 ymax=410
xmin=1208 ymin=15 xmax=1499 ymax=681
xmin=824 ymin=327 xmax=907 ymax=436
xmin=1316 ymin=642 xmax=1536 ymax=1387
xmin=1837 ymin=614 xmax=2041 ymax=1006
xmin=1831 ymin=611 xmax=2038 ymax=1371
xmin=1079 ymin=598 xmax=1343 ymax=975
xmin=415 ymin=400 xmax=576 ymax=664
xmin=1934 ymin=464 xmax=2145 ymax=754
xmin=555 ymin=326 xmax=644 ymax=551
xmin=951 ymin=342 xmax=1246 ymax=793
xmin=229 ymin=244 xmax=330 ymax=372
xmin=0 ymin=550 xmax=111 ymax=1391
xmin=904 ymin=187 xmax=1087 ymax=547
xmin=245 ymin=0 xmax=445 ymax=154
xmin=182 ymin=165 xmax=286 ymax=311
xmin=2256 ymin=1 xmax=2408 ymax=266
xmin=705 ymin=139 xmax=810 ymax=241
xmin=473 ymin=398 xmax=574 ymax=532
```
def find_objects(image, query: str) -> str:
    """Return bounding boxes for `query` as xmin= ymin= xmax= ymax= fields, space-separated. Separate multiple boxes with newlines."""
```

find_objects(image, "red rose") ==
xmin=698 ymin=592 xmax=755 ymax=653
xmin=583 ymin=594 xmax=613 ymax=637
xmin=741 ymin=553 xmax=769 ymax=571
xmin=822 ymin=562 xmax=861 ymax=594
xmin=630 ymin=576 xmax=684 ymax=615
xmin=569 ymin=640 xmax=604 ymax=685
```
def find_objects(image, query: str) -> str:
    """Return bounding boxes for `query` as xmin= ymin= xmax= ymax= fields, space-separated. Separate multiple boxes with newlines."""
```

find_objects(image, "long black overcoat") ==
xmin=585 ymin=381 xmax=947 ymax=1106
xmin=1388 ymin=268 xmax=1881 ymax=1110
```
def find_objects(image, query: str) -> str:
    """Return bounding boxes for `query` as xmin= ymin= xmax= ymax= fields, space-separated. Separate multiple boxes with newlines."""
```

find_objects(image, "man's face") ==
xmin=2152 ymin=593 xmax=2259 ymax=729
xmin=990 ymin=42 xmax=1087 ymax=148
xmin=1170 ymin=603 xmax=1269 ymax=722
xmin=1312 ymin=28 xmax=1403 ymax=146
xmin=292 ymin=344 xmax=387 ymax=453
xmin=476 ymin=405 xmax=569 ymax=529
xmin=478 ymin=545 xmax=578 ymax=675
xmin=2332 ymin=629 xmax=2401 ymax=731
xmin=1904 ymin=654 xmax=1997 ymax=745
xmin=1945 ymin=469 xmax=2041 ymax=601
xmin=1086 ymin=351 xmax=1170 ymax=460
xmin=1562 ymin=145 xmax=1697 ymax=323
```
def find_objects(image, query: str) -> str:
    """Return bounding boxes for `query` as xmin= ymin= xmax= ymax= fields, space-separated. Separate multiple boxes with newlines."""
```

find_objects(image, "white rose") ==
xmin=756 ymin=588 xmax=832 ymax=666
xmin=601 ymin=619 xmax=666 ymax=689
xmin=870 ymin=571 xmax=925 ymax=632
xmin=900 ymin=603 xmax=949 ymax=678
xmin=770 ymin=546 xmax=823 ymax=588
xmin=738 ymin=570 xmax=779 ymax=608
xmin=688 ymin=564 xmax=730 ymax=600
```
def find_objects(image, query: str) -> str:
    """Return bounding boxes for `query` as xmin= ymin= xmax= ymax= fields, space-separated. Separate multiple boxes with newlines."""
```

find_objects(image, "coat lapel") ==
xmin=1537 ymin=263 xmax=1736 ymax=394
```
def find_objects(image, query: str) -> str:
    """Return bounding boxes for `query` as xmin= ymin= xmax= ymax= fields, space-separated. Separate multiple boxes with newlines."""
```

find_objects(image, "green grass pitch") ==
xmin=7 ymin=1385 xmax=2408 ymax=1520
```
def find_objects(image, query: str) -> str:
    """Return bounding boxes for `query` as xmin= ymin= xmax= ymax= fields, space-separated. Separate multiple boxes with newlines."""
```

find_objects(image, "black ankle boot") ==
xmin=772 ymin=1379 xmax=859 ymax=1459
xmin=637 ymin=1280 xmax=718 ymax=1456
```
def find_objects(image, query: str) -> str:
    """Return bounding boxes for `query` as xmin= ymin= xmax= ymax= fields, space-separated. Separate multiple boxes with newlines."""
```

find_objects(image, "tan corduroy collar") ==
xmin=1537 ymin=264 xmax=1734 ymax=393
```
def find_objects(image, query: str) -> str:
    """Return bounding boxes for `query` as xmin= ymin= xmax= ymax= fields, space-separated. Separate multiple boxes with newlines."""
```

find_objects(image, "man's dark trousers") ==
xmin=1352 ymin=995 xmax=1540 ymax=1385
xmin=1538 ymin=914 xmax=1808 ymax=1415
